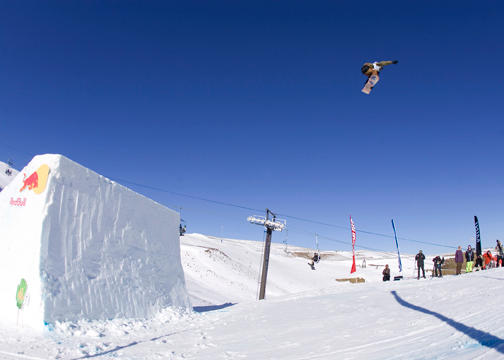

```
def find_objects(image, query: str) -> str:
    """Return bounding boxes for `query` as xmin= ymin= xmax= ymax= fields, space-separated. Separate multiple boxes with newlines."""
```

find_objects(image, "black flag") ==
xmin=474 ymin=216 xmax=482 ymax=256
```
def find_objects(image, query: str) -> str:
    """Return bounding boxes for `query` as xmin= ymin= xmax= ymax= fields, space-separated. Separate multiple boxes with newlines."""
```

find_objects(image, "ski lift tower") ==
xmin=248 ymin=209 xmax=286 ymax=300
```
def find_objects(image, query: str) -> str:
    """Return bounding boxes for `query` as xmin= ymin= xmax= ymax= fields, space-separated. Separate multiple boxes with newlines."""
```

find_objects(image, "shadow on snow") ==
xmin=71 ymin=330 xmax=189 ymax=359
xmin=193 ymin=302 xmax=235 ymax=313
xmin=71 ymin=304 xmax=235 ymax=358
xmin=391 ymin=290 xmax=504 ymax=353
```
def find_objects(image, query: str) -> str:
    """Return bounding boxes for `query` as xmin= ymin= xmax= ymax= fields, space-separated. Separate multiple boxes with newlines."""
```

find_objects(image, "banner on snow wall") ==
xmin=350 ymin=216 xmax=356 ymax=274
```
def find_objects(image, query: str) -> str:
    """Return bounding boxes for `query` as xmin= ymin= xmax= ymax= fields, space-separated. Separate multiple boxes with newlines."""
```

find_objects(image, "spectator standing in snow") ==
xmin=432 ymin=256 xmax=444 ymax=277
xmin=455 ymin=246 xmax=464 ymax=275
xmin=465 ymin=245 xmax=475 ymax=273
xmin=382 ymin=264 xmax=391 ymax=281
xmin=415 ymin=250 xmax=426 ymax=279
xmin=483 ymin=250 xmax=492 ymax=269
xmin=495 ymin=240 xmax=504 ymax=267
xmin=474 ymin=254 xmax=483 ymax=271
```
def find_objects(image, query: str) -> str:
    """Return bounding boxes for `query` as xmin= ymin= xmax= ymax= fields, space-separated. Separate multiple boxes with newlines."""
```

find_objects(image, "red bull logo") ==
xmin=20 ymin=172 xmax=38 ymax=192
xmin=19 ymin=164 xmax=50 ymax=195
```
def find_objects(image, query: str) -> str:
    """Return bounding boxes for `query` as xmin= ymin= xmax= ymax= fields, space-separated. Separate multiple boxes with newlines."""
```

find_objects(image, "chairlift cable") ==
xmin=112 ymin=177 xmax=458 ymax=251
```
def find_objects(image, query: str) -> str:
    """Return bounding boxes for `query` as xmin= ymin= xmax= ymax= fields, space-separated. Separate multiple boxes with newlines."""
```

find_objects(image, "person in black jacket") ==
xmin=382 ymin=264 xmax=391 ymax=281
xmin=415 ymin=250 xmax=426 ymax=279
xmin=465 ymin=245 xmax=475 ymax=273
xmin=432 ymin=256 xmax=444 ymax=277
xmin=495 ymin=240 xmax=503 ymax=267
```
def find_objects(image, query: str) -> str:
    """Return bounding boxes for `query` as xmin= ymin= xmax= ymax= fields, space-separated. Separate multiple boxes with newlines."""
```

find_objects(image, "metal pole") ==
xmin=258 ymin=226 xmax=273 ymax=300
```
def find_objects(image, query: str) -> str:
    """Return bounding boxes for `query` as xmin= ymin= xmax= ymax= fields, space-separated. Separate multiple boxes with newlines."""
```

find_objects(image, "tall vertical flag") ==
xmin=474 ymin=216 xmax=482 ymax=257
xmin=350 ymin=216 xmax=357 ymax=273
xmin=391 ymin=219 xmax=403 ymax=272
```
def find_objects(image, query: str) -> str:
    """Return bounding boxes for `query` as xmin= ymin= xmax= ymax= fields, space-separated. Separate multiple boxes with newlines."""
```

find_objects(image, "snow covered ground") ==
xmin=1 ymin=233 xmax=503 ymax=359
xmin=181 ymin=233 xmax=417 ymax=306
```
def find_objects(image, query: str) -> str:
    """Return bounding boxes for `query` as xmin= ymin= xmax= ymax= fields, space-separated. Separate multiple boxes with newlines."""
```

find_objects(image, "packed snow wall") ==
xmin=0 ymin=154 xmax=190 ymax=330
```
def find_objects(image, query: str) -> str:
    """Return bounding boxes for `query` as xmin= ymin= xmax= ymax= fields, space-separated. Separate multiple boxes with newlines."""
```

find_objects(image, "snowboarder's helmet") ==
xmin=361 ymin=64 xmax=370 ymax=74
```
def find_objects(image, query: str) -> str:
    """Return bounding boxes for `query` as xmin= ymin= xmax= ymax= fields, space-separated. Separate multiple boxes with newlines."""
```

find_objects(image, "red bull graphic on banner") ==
xmin=19 ymin=164 xmax=50 ymax=195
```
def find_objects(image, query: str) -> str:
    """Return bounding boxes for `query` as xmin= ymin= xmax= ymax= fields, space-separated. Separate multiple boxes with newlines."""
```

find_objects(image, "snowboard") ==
xmin=361 ymin=74 xmax=380 ymax=94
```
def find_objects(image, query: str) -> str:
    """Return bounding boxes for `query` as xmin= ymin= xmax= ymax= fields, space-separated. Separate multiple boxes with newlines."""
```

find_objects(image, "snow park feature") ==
xmin=0 ymin=154 xmax=191 ymax=331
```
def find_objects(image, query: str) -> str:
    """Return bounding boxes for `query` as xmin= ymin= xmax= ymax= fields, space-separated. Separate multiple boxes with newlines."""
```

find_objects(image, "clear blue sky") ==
xmin=1 ymin=1 xmax=503 ymax=255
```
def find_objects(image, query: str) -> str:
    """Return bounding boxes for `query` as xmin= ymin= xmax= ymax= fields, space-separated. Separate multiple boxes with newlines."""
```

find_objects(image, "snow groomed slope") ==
xmin=1 ymin=233 xmax=504 ymax=359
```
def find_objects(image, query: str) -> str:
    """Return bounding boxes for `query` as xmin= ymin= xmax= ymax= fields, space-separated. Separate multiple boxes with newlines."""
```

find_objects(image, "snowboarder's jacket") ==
xmin=382 ymin=266 xmax=391 ymax=281
xmin=415 ymin=252 xmax=425 ymax=266
xmin=455 ymin=249 xmax=464 ymax=263
xmin=465 ymin=249 xmax=474 ymax=262
xmin=483 ymin=251 xmax=492 ymax=267
xmin=361 ymin=60 xmax=397 ymax=76
xmin=382 ymin=267 xmax=390 ymax=276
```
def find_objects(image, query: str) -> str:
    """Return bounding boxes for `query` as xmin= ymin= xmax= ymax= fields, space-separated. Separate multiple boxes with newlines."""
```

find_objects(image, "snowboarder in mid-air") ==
xmin=361 ymin=60 xmax=398 ymax=94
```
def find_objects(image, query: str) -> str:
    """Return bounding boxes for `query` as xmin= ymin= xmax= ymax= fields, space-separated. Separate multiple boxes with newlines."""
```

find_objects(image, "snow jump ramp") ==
xmin=0 ymin=154 xmax=190 ymax=331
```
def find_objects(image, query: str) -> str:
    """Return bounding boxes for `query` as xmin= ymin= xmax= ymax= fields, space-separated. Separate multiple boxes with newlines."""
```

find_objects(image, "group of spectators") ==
xmin=453 ymin=239 xmax=504 ymax=275
xmin=382 ymin=239 xmax=504 ymax=281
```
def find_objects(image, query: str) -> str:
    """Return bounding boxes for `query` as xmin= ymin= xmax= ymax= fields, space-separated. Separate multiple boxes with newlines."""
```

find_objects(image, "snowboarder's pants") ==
xmin=383 ymin=275 xmax=390 ymax=281
xmin=466 ymin=261 xmax=474 ymax=273
xmin=434 ymin=265 xmax=442 ymax=277
xmin=456 ymin=262 xmax=463 ymax=275
xmin=417 ymin=265 xmax=425 ymax=279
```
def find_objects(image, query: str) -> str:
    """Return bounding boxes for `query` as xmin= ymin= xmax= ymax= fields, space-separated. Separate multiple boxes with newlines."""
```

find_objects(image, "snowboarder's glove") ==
xmin=392 ymin=60 xmax=398 ymax=64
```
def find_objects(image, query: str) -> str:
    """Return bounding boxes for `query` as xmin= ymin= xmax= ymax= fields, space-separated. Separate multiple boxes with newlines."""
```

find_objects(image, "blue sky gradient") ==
xmin=1 ymin=1 xmax=503 ymax=255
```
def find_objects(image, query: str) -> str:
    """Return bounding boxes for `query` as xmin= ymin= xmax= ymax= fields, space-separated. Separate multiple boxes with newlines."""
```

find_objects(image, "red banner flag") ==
xmin=350 ymin=216 xmax=357 ymax=273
